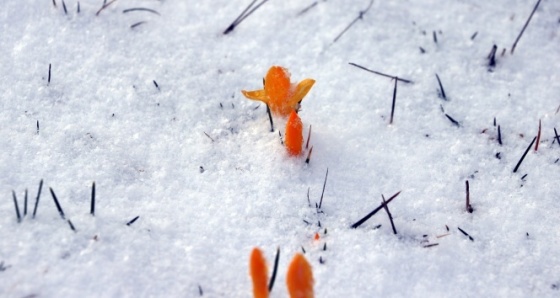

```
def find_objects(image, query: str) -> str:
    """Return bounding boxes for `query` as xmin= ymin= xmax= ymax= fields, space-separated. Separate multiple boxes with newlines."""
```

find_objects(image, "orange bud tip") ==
xmin=250 ymin=248 xmax=269 ymax=298
xmin=286 ymin=253 xmax=314 ymax=298
xmin=285 ymin=111 xmax=303 ymax=156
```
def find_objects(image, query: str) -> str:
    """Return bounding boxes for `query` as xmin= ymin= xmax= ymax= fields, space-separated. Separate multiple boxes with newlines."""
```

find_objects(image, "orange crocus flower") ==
xmin=242 ymin=66 xmax=315 ymax=117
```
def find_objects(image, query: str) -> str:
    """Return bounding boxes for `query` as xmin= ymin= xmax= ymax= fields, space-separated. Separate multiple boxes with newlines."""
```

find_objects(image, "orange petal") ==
xmin=285 ymin=111 xmax=303 ymax=156
xmin=264 ymin=66 xmax=291 ymax=116
xmin=250 ymin=248 xmax=269 ymax=298
xmin=242 ymin=89 xmax=268 ymax=103
xmin=286 ymin=253 xmax=314 ymax=298
xmin=289 ymin=78 xmax=315 ymax=109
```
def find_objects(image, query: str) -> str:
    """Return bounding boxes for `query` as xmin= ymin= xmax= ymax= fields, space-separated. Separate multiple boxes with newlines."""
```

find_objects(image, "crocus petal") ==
xmin=289 ymin=78 xmax=315 ymax=109
xmin=242 ymin=89 xmax=269 ymax=103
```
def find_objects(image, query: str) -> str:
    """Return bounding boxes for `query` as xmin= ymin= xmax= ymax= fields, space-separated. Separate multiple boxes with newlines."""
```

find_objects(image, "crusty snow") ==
xmin=1 ymin=0 xmax=559 ymax=297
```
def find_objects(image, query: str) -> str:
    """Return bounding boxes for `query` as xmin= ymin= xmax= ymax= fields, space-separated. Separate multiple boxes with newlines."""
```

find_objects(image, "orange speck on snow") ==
xmin=286 ymin=253 xmax=314 ymax=298
xmin=242 ymin=66 xmax=315 ymax=117
xmin=249 ymin=248 xmax=269 ymax=298
xmin=285 ymin=111 xmax=303 ymax=156
xmin=314 ymin=232 xmax=320 ymax=241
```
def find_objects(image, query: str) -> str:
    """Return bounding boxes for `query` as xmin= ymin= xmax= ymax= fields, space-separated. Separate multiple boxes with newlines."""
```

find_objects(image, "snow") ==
xmin=1 ymin=0 xmax=559 ymax=297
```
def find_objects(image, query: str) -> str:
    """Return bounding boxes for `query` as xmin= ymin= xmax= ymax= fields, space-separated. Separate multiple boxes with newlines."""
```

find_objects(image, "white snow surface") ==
xmin=1 ymin=0 xmax=560 ymax=297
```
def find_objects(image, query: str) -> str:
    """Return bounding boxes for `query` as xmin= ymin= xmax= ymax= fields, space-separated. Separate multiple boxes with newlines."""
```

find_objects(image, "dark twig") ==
xmin=457 ymin=227 xmax=474 ymax=241
xmin=513 ymin=136 xmax=537 ymax=173
xmin=77 ymin=2 xmax=80 ymax=13
xmin=0 ymin=261 xmax=11 ymax=271
xmin=153 ymin=80 xmax=160 ymax=91
xmin=198 ymin=285 xmax=203 ymax=296
xmin=445 ymin=114 xmax=460 ymax=127
xmin=498 ymin=125 xmax=502 ymax=145
xmin=535 ymin=119 xmax=541 ymax=151
xmin=318 ymin=168 xmax=328 ymax=209
xmin=13 ymin=191 xmax=21 ymax=223
xmin=488 ymin=44 xmax=497 ymax=67
xmin=268 ymin=247 xmax=280 ymax=292
xmin=62 ymin=0 xmax=68 ymax=15
xmin=223 ymin=0 xmax=270 ymax=35
xmin=305 ymin=125 xmax=312 ymax=149
xmin=351 ymin=191 xmax=401 ymax=229
xmin=511 ymin=0 xmax=542 ymax=54
xmin=48 ymin=63 xmax=51 ymax=85
xmin=465 ymin=180 xmax=473 ymax=213
xmin=553 ymin=128 xmax=560 ymax=147
xmin=390 ymin=78 xmax=397 ymax=125
xmin=123 ymin=8 xmax=161 ymax=16
xmin=203 ymin=132 xmax=215 ymax=142
xmin=348 ymin=63 xmax=413 ymax=84
xmin=266 ymin=104 xmax=274 ymax=132
xmin=297 ymin=1 xmax=317 ymax=16
xmin=24 ymin=189 xmax=28 ymax=217
xmin=381 ymin=194 xmax=397 ymax=234
xmin=333 ymin=0 xmax=374 ymax=43
xmin=307 ymin=187 xmax=311 ymax=207
xmin=67 ymin=219 xmax=76 ymax=232
xmin=130 ymin=21 xmax=147 ymax=29
xmin=37 ymin=120 xmax=40 ymax=134
xmin=33 ymin=179 xmax=43 ymax=218
xmin=432 ymin=31 xmax=438 ymax=44
xmin=126 ymin=215 xmax=140 ymax=226
xmin=435 ymin=73 xmax=447 ymax=100
xmin=305 ymin=146 xmax=313 ymax=164
xmin=470 ymin=31 xmax=478 ymax=40
xmin=91 ymin=182 xmax=96 ymax=216
xmin=52 ymin=0 xmax=57 ymax=7
xmin=49 ymin=188 xmax=66 ymax=220
xmin=423 ymin=243 xmax=439 ymax=248
xmin=224 ymin=0 xmax=257 ymax=34
xmin=96 ymin=0 xmax=117 ymax=16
